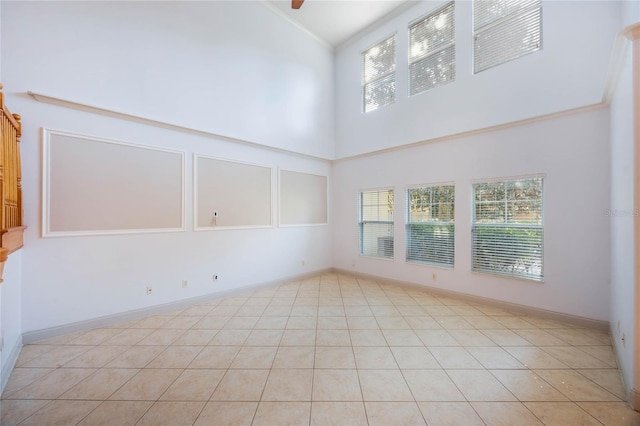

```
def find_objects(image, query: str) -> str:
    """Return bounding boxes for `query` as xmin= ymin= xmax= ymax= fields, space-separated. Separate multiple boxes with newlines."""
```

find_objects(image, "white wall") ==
xmin=1 ymin=1 xmax=333 ymax=333
xmin=608 ymin=0 xmax=640 ymax=400
xmin=3 ymin=1 xmax=334 ymax=159
xmin=335 ymin=0 xmax=620 ymax=158
xmin=333 ymin=107 xmax=611 ymax=321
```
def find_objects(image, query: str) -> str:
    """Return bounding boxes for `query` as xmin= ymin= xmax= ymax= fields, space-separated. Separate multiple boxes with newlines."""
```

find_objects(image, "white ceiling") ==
xmin=266 ymin=0 xmax=415 ymax=48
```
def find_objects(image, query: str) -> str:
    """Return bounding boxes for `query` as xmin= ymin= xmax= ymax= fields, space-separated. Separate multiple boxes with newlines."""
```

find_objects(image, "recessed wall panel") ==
xmin=279 ymin=170 xmax=328 ymax=226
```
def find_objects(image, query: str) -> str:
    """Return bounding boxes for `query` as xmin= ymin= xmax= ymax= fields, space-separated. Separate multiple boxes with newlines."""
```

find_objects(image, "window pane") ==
xmin=474 ymin=0 xmax=540 ymax=30
xmin=472 ymin=178 xmax=543 ymax=281
xmin=360 ymin=189 xmax=394 ymax=259
xmin=364 ymin=74 xmax=396 ymax=113
xmin=409 ymin=46 xmax=455 ymax=96
xmin=407 ymin=185 xmax=454 ymax=267
xmin=363 ymin=36 xmax=396 ymax=84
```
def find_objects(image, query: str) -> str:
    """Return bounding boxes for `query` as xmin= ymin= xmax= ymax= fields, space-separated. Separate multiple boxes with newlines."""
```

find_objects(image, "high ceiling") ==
xmin=267 ymin=0 xmax=415 ymax=47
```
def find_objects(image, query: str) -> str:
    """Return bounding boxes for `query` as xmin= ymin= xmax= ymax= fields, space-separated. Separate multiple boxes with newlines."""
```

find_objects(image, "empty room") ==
xmin=0 ymin=0 xmax=639 ymax=424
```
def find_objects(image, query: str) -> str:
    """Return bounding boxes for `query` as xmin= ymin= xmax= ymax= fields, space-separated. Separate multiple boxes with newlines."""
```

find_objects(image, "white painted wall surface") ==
xmin=608 ymin=0 xmax=640 ymax=399
xmin=335 ymin=0 xmax=620 ymax=158
xmin=333 ymin=107 xmax=611 ymax=321
xmin=3 ymin=1 xmax=334 ymax=159
xmin=2 ymin=1 xmax=333 ymax=333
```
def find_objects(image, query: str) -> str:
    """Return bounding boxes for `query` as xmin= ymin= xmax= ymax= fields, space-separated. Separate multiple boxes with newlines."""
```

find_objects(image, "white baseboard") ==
xmin=332 ymin=268 xmax=609 ymax=331
xmin=22 ymin=268 xmax=331 ymax=344
xmin=0 ymin=334 xmax=23 ymax=395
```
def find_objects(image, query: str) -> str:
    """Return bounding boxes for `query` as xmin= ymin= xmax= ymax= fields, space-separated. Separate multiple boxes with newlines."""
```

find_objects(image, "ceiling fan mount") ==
xmin=292 ymin=0 xmax=304 ymax=10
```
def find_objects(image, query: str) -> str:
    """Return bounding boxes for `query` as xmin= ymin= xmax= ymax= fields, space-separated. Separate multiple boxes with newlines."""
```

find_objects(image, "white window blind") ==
xmin=359 ymin=189 xmax=394 ymax=259
xmin=472 ymin=178 xmax=543 ymax=281
xmin=362 ymin=36 xmax=396 ymax=112
xmin=409 ymin=2 xmax=455 ymax=96
xmin=406 ymin=185 xmax=455 ymax=267
xmin=473 ymin=0 xmax=542 ymax=73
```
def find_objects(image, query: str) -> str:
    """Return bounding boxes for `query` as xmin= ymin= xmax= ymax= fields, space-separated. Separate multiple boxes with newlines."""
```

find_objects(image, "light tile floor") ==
xmin=2 ymin=273 xmax=640 ymax=425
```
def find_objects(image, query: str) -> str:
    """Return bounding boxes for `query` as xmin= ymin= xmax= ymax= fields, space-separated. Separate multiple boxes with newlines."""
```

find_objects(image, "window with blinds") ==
xmin=362 ymin=35 xmax=396 ymax=112
xmin=359 ymin=189 xmax=394 ymax=259
xmin=409 ymin=2 xmax=455 ymax=96
xmin=472 ymin=177 xmax=543 ymax=281
xmin=473 ymin=0 xmax=542 ymax=73
xmin=406 ymin=185 xmax=455 ymax=267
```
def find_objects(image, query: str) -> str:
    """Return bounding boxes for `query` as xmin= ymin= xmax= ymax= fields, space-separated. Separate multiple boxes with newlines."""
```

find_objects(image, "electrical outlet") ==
xmin=213 ymin=274 xmax=218 ymax=281
xmin=181 ymin=280 xmax=188 ymax=288
xmin=146 ymin=286 xmax=153 ymax=296
xmin=213 ymin=210 xmax=218 ymax=217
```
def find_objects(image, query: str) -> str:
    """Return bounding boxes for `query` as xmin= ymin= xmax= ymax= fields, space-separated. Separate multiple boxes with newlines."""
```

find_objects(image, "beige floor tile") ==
xmin=418 ymin=402 xmax=485 ymax=425
xmin=179 ymin=305 xmax=214 ymax=316
xmin=188 ymin=345 xmax=240 ymax=369
xmin=262 ymin=369 xmax=313 ymax=401
xmin=524 ymin=402 xmax=601 ymax=425
xmin=194 ymin=401 xmax=257 ymax=426
xmin=263 ymin=305 xmax=292 ymax=316
xmin=280 ymin=329 xmax=316 ymax=346
xmin=105 ymin=345 xmax=166 ymax=368
xmin=230 ymin=346 xmax=277 ymax=369
xmin=318 ymin=306 xmax=346 ymax=316
xmin=513 ymin=329 xmax=566 ymax=346
xmin=244 ymin=329 xmax=283 ymax=346
xmin=0 ymin=399 xmax=49 ymax=425
xmin=252 ymin=401 xmax=310 ymax=426
xmin=493 ymin=317 xmax=538 ymax=330
xmin=171 ymin=329 xmax=218 ymax=346
xmin=483 ymin=329 xmax=532 ymax=346
xmin=316 ymin=330 xmax=351 ymax=346
xmin=535 ymin=370 xmax=620 ymax=401
xmin=136 ymin=329 xmax=185 ymax=346
xmin=344 ymin=306 xmax=374 ymax=316
xmin=135 ymin=401 xmax=205 ymax=426
xmin=317 ymin=316 xmax=348 ymax=329
xmin=577 ymin=369 xmax=626 ymax=400
xmin=577 ymin=402 xmax=640 ymax=426
xmin=491 ymin=369 xmax=568 ymax=401
xmin=286 ymin=316 xmax=317 ymax=330
xmin=222 ymin=316 xmax=260 ymax=330
xmin=109 ymin=368 xmax=181 ymax=401
xmin=272 ymin=346 xmax=315 ymax=368
xmin=546 ymin=329 xmax=602 ymax=345
xmin=358 ymin=369 xmax=413 ymax=401
xmin=159 ymin=316 xmax=201 ymax=329
xmin=449 ymin=329 xmax=497 ymax=346
xmin=102 ymin=328 xmax=154 ymax=346
xmin=541 ymin=346 xmax=610 ymax=369
xmin=432 ymin=316 xmax=475 ymax=330
xmin=61 ymin=368 xmax=139 ymax=400
xmin=208 ymin=329 xmax=250 ymax=345
xmin=464 ymin=315 xmax=507 ymax=330
xmin=290 ymin=306 xmax=318 ymax=316
xmin=403 ymin=369 xmax=465 ymax=401
xmin=159 ymin=369 xmax=225 ymax=401
xmin=346 ymin=316 xmax=379 ymax=330
xmin=446 ymin=369 xmax=516 ymax=401
xmin=211 ymin=369 xmax=269 ymax=401
xmin=579 ymin=345 xmax=618 ymax=367
xmin=8 ymin=368 xmax=95 ymax=400
xmin=376 ymin=316 xmax=412 ymax=330
xmin=77 ymin=401 xmax=152 ymax=426
xmin=390 ymin=346 xmax=439 ymax=369
xmin=2 ymin=368 xmax=54 ymax=397
xmin=310 ymin=402 xmax=367 ymax=425
xmin=429 ymin=347 xmax=483 ymax=369
xmin=16 ymin=345 xmax=92 ymax=368
xmin=504 ymin=347 xmax=569 ymax=369
xmin=192 ymin=316 xmax=231 ymax=330
xmin=472 ymin=402 xmax=543 ymax=425
xmin=210 ymin=306 xmax=241 ymax=316
xmin=353 ymin=346 xmax=397 ymax=369
xmin=63 ymin=345 xmax=130 ymax=368
xmin=312 ymin=369 xmax=362 ymax=401
xmin=467 ymin=346 xmax=526 ymax=369
xmin=68 ymin=328 xmax=122 ymax=345
xmin=19 ymin=400 xmax=100 ymax=426
xmin=132 ymin=315 xmax=173 ymax=329
xmin=314 ymin=347 xmax=356 ymax=368
xmin=405 ymin=315 xmax=442 ymax=329
xmin=382 ymin=330 xmax=423 ymax=346
xmin=349 ymin=329 xmax=387 ymax=346
xmin=365 ymin=401 xmax=426 ymax=425
xmin=146 ymin=346 xmax=203 ymax=368
xmin=415 ymin=330 xmax=460 ymax=346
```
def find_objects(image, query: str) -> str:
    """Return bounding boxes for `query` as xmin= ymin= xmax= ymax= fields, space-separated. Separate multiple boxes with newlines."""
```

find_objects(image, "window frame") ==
xmin=406 ymin=183 xmax=455 ymax=268
xmin=362 ymin=34 xmax=397 ymax=113
xmin=471 ymin=176 xmax=544 ymax=282
xmin=408 ymin=1 xmax=456 ymax=96
xmin=358 ymin=188 xmax=395 ymax=260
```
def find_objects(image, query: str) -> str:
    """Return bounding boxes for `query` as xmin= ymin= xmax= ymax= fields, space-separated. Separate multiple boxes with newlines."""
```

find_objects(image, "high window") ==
xmin=472 ymin=177 xmax=543 ymax=281
xmin=362 ymin=35 xmax=396 ymax=112
xmin=473 ymin=0 xmax=542 ymax=73
xmin=409 ymin=2 xmax=455 ymax=96
xmin=359 ymin=189 xmax=394 ymax=259
xmin=406 ymin=184 xmax=455 ymax=267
